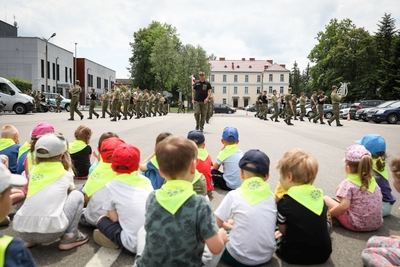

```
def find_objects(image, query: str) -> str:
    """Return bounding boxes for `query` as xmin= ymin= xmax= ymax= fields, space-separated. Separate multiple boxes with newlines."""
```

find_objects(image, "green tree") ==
xmin=289 ymin=61 xmax=302 ymax=96
xmin=128 ymin=21 xmax=180 ymax=91
xmin=301 ymin=63 xmax=312 ymax=96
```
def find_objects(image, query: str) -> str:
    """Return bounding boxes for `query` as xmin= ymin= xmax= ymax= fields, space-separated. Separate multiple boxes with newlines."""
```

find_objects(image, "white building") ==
xmin=210 ymin=58 xmax=290 ymax=108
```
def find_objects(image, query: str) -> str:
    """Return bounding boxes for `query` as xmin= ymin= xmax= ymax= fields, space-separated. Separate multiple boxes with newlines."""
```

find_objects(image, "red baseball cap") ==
xmin=100 ymin=137 xmax=125 ymax=163
xmin=111 ymin=143 xmax=140 ymax=174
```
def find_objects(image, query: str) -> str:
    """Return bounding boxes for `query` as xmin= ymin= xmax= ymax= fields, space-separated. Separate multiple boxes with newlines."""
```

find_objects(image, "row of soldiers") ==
xmin=100 ymin=84 xmax=169 ymax=122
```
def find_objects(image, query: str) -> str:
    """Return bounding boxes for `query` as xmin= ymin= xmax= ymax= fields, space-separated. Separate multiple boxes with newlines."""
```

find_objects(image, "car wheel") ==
xmin=386 ymin=113 xmax=399 ymax=124
xmin=65 ymin=104 xmax=70 ymax=112
xmin=49 ymin=106 xmax=56 ymax=112
xmin=325 ymin=112 xmax=333 ymax=119
xmin=227 ymin=110 xmax=232 ymax=114
xmin=14 ymin=104 xmax=26 ymax=114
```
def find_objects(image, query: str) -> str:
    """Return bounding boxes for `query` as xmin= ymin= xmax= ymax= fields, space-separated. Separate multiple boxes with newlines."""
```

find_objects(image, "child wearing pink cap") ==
xmin=324 ymin=144 xmax=383 ymax=231
xmin=94 ymin=143 xmax=153 ymax=254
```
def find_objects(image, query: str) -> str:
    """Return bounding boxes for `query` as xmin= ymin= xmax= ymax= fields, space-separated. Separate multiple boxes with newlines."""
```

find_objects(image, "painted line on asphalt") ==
xmin=85 ymin=247 xmax=121 ymax=267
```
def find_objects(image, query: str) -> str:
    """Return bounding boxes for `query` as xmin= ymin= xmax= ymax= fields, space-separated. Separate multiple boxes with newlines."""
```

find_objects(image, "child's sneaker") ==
xmin=93 ymin=229 xmax=118 ymax=249
xmin=59 ymin=230 xmax=89 ymax=250
xmin=0 ymin=216 xmax=10 ymax=226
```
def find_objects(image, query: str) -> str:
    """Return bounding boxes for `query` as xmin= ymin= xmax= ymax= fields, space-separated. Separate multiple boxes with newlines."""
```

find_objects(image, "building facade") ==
xmin=210 ymin=58 xmax=290 ymax=108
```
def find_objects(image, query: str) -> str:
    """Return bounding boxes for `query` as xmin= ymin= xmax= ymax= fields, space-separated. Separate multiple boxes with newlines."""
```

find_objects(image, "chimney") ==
xmin=264 ymin=65 xmax=268 ymax=70
xmin=280 ymin=64 xmax=286 ymax=69
xmin=249 ymin=58 xmax=255 ymax=61
xmin=267 ymin=60 xmax=273 ymax=64
xmin=232 ymin=62 xmax=234 ymax=69
xmin=242 ymin=58 xmax=245 ymax=61
xmin=219 ymin=57 xmax=225 ymax=61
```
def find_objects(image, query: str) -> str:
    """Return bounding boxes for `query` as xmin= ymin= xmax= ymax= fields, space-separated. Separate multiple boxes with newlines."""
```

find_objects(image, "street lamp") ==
xmin=44 ymin=32 xmax=56 ymax=93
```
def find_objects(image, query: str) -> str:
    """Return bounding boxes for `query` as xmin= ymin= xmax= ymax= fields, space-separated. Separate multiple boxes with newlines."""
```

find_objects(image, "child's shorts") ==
xmin=336 ymin=213 xmax=358 ymax=231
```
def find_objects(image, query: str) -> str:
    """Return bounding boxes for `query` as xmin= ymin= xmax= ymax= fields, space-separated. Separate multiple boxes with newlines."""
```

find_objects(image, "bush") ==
xmin=5 ymin=77 xmax=32 ymax=93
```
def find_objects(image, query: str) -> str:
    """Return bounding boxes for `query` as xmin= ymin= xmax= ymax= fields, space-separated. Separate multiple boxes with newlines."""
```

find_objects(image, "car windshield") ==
xmin=387 ymin=101 xmax=400 ymax=108
xmin=377 ymin=101 xmax=397 ymax=108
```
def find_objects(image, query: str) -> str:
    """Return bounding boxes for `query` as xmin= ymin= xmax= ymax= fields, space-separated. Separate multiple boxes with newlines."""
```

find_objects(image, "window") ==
xmin=47 ymin=61 xmax=50 ymax=79
xmin=56 ymin=64 xmax=60 ymax=81
xmin=234 ymin=75 xmax=238 ymax=82
xmin=223 ymin=98 xmax=226 ymax=104
xmin=69 ymin=68 xmax=72 ymax=83
xmin=244 ymin=87 xmax=248 ymax=94
xmin=52 ymin=63 xmax=56 ymax=80
xmin=280 ymin=86 xmax=284 ymax=94
xmin=257 ymin=87 xmax=261 ymax=94
xmin=65 ymin=67 xmax=68 ymax=82
xmin=223 ymin=75 xmax=226 ymax=82
xmin=212 ymin=86 xmax=215 ymax=94
xmin=104 ymin=79 xmax=108 ymax=89
xmin=257 ymin=75 xmax=261 ymax=82
xmin=211 ymin=75 xmax=214 ymax=82
xmin=97 ymin=77 xmax=101 ymax=89
xmin=269 ymin=86 xmax=273 ymax=94
xmin=234 ymin=87 xmax=237 ymax=94
xmin=269 ymin=74 xmax=273 ymax=82
xmin=245 ymin=75 xmax=248 ymax=82
xmin=280 ymin=74 xmax=284 ymax=82
xmin=223 ymin=86 xmax=226 ymax=94
xmin=41 ymin=60 xmax=44 ymax=78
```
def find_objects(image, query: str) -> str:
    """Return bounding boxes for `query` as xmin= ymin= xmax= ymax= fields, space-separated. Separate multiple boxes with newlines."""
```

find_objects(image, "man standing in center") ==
xmin=284 ymin=87 xmax=294 ymax=125
xmin=328 ymin=85 xmax=345 ymax=127
xmin=270 ymin=89 xmax=280 ymax=122
xmin=68 ymin=80 xmax=84 ymax=121
xmin=192 ymin=71 xmax=211 ymax=132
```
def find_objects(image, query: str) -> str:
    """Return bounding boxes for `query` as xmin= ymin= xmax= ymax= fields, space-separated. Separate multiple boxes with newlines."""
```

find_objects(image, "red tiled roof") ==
xmin=210 ymin=59 xmax=289 ymax=72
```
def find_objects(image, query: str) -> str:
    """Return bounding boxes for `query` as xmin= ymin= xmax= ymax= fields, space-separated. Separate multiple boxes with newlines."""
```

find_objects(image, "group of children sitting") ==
xmin=0 ymin=122 xmax=400 ymax=267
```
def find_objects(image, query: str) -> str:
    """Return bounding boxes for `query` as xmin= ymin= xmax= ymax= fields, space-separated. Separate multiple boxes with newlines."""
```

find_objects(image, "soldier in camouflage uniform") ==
xmin=254 ymin=92 xmax=262 ymax=117
xmin=154 ymin=93 xmax=160 ymax=116
xmin=34 ymin=91 xmax=42 ymax=112
xmin=206 ymin=95 xmax=214 ymax=123
xmin=135 ymin=89 xmax=142 ymax=119
xmin=148 ymin=91 xmax=155 ymax=117
xmin=56 ymin=93 xmax=62 ymax=113
xmin=328 ymin=85 xmax=345 ymax=127
xmin=141 ymin=89 xmax=149 ymax=118
xmin=284 ymin=87 xmax=294 ymax=125
xmin=158 ymin=94 xmax=165 ymax=115
xmin=101 ymin=88 xmax=112 ymax=118
xmin=110 ymin=84 xmax=121 ymax=121
xmin=292 ymin=94 xmax=298 ymax=120
xmin=269 ymin=90 xmax=280 ymax=122
xmin=68 ymin=80 xmax=84 ymax=120
xmin=308 ymin=91 xmax=318 ymax=123
xmin=299 ymin=92 xmax=307 ymax=121
xmin=122 ymin=86 xmax=133 ymax=120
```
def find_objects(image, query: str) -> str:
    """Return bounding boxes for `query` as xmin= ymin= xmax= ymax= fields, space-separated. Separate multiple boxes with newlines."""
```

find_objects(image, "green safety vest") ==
xmin=0 ymin=234 xmax=13 ymax=266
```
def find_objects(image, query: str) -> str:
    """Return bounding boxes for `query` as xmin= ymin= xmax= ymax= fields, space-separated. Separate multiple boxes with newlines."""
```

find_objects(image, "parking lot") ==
xmin=1 ymin=109 xmax=399 ymax=267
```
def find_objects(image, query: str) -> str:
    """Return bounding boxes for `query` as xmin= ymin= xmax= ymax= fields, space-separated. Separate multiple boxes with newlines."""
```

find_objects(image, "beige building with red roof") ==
xmin=210 ymin=57 xmax=290 ymax=108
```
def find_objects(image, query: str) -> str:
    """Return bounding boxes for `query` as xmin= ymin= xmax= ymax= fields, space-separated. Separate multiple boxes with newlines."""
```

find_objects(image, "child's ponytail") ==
xmin=375 ymin=152 xmax=386 ymax=172
xmin=358 ymin=155 xmax=373 ymax=191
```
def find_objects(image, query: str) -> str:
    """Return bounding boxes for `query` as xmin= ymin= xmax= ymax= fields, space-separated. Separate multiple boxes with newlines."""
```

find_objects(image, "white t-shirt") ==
xmin=216 ymin=149 xmax=243 ymax=189
xmin=214 ymin=189 xmax=277 ymax=265
xmin=13 ymin=172 xmax=75 ymax=233
xmin=103 ymin=179 xmax=153 ymax=253
xmin=83 ymin=187 xmax=108 ymax=226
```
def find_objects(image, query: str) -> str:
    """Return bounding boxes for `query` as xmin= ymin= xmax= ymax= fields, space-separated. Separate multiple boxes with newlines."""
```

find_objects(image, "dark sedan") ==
xmin=371 ymin=101 xmax=400 ymax=124
xmin=357 ymin=100 xmax=398 ymax=122
xmin=214 ymin=103 xmax=236 ymax=114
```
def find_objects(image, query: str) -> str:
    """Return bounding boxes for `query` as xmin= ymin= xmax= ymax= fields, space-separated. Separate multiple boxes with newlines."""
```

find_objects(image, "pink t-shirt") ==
xmin=336 ymin=179 xmax=383 ymax=231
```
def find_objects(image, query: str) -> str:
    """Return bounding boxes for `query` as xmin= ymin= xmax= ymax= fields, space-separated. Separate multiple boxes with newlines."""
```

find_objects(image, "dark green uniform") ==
xmin=123 ymin=90 xmax=133 ymax=119
xmin=270 ymin=94 xmax=279 ymax=121
xmin=148 ymin=92 xmax=155 ymax=116
xmin=69 ymin=84 xmax=83 ymax=120
xmin=154 ymin=94 xmax=160 ymax=116
xmin=284 ymin=92 xmax=293 ymax=125
xmin=299 ymin=95 xmax=307 ymax=121
xmin=101 ymin=90 xmax=112 ymax=118
xmin=159 ymin=96 xmax=165 ymax=115
xmin=206 ymin=96 xmax=214 ymax=123
xmin=314 ymin=93 xmax=327 ymax=124
xmin=111 ymin=88 xmax=121 ymax=121
xmin=135 ymin=91 xmax=142 ymax=119
xmin=88 ymin=91 xmax=99 ymax=119
xmin=56 ymin=94 xmax=62 ymax=113
xmin=141 ymin=91 xmax=149 ymax=117
xmin=292 ymin=96 xmax=298 ymax=120
xmin=308 ymin=94 xmax=318 ymax=122
xmin=34 ymin=91 xmax=41 ymax=112
xmin=328 ymin=90 xmax=343 ymax=126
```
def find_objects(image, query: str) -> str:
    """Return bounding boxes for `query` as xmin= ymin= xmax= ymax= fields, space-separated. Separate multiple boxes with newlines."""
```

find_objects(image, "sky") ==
xmin=2 ymin=0 xmax=399 ymax=79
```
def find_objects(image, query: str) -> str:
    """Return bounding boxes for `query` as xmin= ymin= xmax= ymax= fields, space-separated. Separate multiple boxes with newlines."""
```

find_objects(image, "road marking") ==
xmin=85 ymin=247 xmax=121 ymax=267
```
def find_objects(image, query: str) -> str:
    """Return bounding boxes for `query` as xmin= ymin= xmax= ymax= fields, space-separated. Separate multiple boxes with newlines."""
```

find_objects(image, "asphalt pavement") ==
xmin=1 ymin=109 xmax=400 ymax=267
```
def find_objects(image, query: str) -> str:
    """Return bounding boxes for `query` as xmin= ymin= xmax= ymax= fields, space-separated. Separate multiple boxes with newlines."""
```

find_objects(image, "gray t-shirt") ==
xmin=137 ymin=192 xmax=218 ymax=267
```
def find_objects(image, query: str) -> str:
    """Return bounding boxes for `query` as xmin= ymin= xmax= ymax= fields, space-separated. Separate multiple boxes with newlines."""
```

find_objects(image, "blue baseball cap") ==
xmin=239 ymin=149 xmax=270 ymax=176
xmin=355 ymin=134 xmax=386 ymax=157
xmin=222 ymin=126 xmax=239 ymax=142
xmin=187 ymin=130 xmax=205 ymax=145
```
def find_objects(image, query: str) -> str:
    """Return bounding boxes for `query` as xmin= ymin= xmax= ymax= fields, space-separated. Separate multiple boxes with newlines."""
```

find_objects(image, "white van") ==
xmin=0 ymin=77 xmax=35 ymax=114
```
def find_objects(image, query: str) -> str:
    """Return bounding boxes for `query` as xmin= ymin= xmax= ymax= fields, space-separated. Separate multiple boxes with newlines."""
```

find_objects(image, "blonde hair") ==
xmin=276 ymin=148 xmax=318 ymax=184
xmin=1 ymin=125 xmax=18 ymax=138
xmin=390 ymin=156 xmax=400 ymax=181
xmin=155 ymin=136 xmax=197 ymax=180
xmin=347 ymin=155 xmax=373 ymax=190
xmin=74 ymin=125 xmax=93 ymax=144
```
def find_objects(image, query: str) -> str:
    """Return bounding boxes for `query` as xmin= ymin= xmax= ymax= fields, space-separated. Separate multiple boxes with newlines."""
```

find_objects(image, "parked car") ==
xmin=323 ymin=103 xmax=351 ymax=120
xmin=296 ymin=104 xmax=311 ymax=116
xmin=305 ymin=104 xmax=332 ymax=117
xmin=371 ymin=101 xmax=400 ymax=124
xmin=356 ymin=100 xmax=398 ymax=122
xmin=244 ymin=104 xmax=256 ymax=112
xmin=0 ymin=77 xmax=35 ymax=114
xmin=214 ymin=103 xmax=236 ymax=114
xmin=340 ymin=108 xmax=350 ymax=119
xmin=349 ymin=100 xmax=385 ymax=120
xmin=44 ymin=92 xmax=71 ymax=112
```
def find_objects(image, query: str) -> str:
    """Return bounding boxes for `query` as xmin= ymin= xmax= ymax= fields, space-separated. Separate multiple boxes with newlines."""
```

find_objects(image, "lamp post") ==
xmin=86 ymin=68 xmax=91 ymax=106
xmin=74 ymin=43 xmax=77 ymax=83
xmin=55 ymin=57 xmax=59 ymax=93
xmin=44 ymin=32 xmax=56 ymax=93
